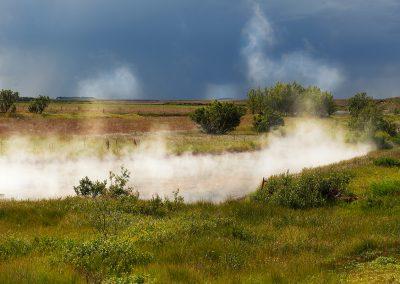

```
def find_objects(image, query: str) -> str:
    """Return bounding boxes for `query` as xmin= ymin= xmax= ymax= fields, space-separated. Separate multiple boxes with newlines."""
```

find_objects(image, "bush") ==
xmin=28 ymin=95 xmax=51 ymax=114
xmin=370 ymin=179 xmax=400 ymax=197
xmin=0 ymin=89 xmax=19 ymax=113
xmin=74 ymin=167 xmax=134 ymax=198
xmin=63 ymin=238 xmax=153 ymax=282
xmin=253 ymin=111 xmax=284 ymax=133
xmin=74 ymin=177 xmax=107 ymax=197
xmin=190 ymin=101 xmax=246 ymax=134
xmin=253 ymin=168 xmax=353 ymax=209
xmin=373 ymin=131 xmax=394 ymax=149
xmin=373 ymin=157 xmax=400 ymax=167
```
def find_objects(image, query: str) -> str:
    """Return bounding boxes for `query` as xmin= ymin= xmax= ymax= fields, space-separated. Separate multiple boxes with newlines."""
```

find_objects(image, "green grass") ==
xmin=1 ymin=148 xmax=400 ymax=282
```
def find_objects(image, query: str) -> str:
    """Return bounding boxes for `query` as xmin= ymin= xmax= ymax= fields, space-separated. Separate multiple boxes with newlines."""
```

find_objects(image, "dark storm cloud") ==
xmin=0 ymin=0 xmax=399 ymax=99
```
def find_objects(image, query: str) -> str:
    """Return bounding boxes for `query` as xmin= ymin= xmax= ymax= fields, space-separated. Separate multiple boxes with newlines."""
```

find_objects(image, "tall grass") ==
xmin=0 ymin=149 xmax=400 ymax=282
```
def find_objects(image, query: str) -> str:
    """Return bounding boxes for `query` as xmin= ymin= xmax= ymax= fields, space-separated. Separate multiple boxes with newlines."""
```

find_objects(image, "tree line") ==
xmin=191 ymin=82 xmax=336 ymax=134
xmin=190 ymin=82 xmax=398 ymax=146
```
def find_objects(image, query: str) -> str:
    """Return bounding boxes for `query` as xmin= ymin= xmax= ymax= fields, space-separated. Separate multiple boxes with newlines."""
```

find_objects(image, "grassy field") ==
xmin=1 ymin=148 xmax=400 ymax=283
xmin=1 ymin=100 xmax=400 ymax=283
xmin=0 ymin=101 xmax=260 ymax=154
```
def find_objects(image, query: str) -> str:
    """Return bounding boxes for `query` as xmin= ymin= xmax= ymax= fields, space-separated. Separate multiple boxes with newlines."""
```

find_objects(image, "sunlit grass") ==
xmin=0 ymin=148 xmax=400 ymax=282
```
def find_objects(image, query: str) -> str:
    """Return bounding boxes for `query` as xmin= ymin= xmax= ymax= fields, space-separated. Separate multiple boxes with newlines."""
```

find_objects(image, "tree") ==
xmin=348 ymin=92 xmax=372 ymax=117
xmin=348 ymin=92 xmax=397 ymax=136
xmin=28 ymin=95 xmax=51 ymax=114
xmin=0 ymin=89 xmax=19 ymax=113
xmin=247 ymin=82 xmax=336 ymax=118
xmin=247 ymin=88 xmax=266 ymax=115
xmin=190 ymin=101 xmax=246 ymax=134
xmin=299 ymin=86 xmax=336 ymax=117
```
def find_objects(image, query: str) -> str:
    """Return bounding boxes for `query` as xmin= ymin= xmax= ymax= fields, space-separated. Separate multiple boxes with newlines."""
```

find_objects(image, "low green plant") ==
xmin=373 ymin=157 xmax=400 ymax=167
xmin=370 ymin=179 xmax=400 ymax=197
xmin=74 ymin=177 xmax=107 ymax=197
xmin=253 ymin=168 xmax=353 ymax=209
xmin=74 ymin=167 xmax=134 ymax=198
xmin=62 ymin=238 xmax=153 ymax=282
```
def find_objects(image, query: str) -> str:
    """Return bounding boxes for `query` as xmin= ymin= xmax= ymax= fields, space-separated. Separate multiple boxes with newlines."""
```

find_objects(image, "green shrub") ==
xmin=28 ymin=95 xmax=51 ymax=114
xmin=373 ymin=157 xmax=400 ymax=167
xmin=63 ymin=238 xmax=153 ymax=282
xmin=373 ymin=131 xmax=394 ymax=149
xmin=74 ymin=177 xmax=107 ymax=197
xmin=0 ymin=89 xmax=19 ymax=113
xmin=370 ymin=179 xmax=400 ymax=197
xmin=74 ymin=167 xmax=133 ymax=198
xmin=190 ymin=101 xmax=246 ymax=134
xmin=0 ymin=237 xmax=32 ymax=260
xmin=85 ymin=199 xmax=131 ymax=237
xmin=253 ymin=168 xmax=353 ymax=209
xmin=253 ymin=111 xmax=284 ymax=132
xmin=104 ymin=274 xmax=150 ymax=284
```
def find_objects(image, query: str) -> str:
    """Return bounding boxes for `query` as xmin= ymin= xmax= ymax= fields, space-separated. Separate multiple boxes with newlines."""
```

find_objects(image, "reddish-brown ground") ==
xmin=0 ymin=116 xmax=197 ymax=136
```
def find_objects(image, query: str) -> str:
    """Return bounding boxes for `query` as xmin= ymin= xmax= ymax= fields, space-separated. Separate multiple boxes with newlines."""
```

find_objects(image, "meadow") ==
xmin=0 ymin=99 xmax=400 ymax=283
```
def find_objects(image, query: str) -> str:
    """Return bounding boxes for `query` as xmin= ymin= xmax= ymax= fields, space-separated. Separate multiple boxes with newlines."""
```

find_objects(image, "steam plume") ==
xmin=77 ymin=66 xmax=142 ymax=99
xmin=0 ymin=121 xmax=372 ymax=202
xmin=242 ymin=2 xmax=343 ymax=90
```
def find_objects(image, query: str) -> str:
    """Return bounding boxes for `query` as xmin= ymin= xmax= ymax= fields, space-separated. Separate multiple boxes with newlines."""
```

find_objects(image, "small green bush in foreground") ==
xmin=374 ymin=157 xmax=400 ymax=167
xmin=62 ymin=238 xmax=153 ymax=282
xmin=370 ymin=179 xmax=400 ymax=197
xmin=253 ymin=168 xmax=353 ymax=209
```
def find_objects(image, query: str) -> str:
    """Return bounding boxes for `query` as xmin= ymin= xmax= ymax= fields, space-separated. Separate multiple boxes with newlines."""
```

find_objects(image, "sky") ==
xmin=0 ymin=0 xmax=399 ymax=99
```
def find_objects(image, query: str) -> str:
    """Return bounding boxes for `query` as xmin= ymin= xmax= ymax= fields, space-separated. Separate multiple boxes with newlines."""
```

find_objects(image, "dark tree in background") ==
xmin=0 ymin=89 xmax=19 ymax=113
xmin=247 ymin=82 xmax=335 ymax=118
xmin=190 ymin=101 xmax=246 ymax=134
xmin=28 ymin=95 xmax=51 ymax=114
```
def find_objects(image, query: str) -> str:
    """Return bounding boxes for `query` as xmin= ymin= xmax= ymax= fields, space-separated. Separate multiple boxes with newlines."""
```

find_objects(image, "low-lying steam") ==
xmin=0 ymin=121 xmax=372 ymax=202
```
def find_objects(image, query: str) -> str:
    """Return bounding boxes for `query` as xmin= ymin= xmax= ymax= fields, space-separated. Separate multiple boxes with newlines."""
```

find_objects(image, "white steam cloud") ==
xmin=242 ymin=2 xmax=343 ymax=90
xmin=0 ymin=121 xmax=372 ymax=202
xmin=77 ymin=66 xmax=142 ymax=99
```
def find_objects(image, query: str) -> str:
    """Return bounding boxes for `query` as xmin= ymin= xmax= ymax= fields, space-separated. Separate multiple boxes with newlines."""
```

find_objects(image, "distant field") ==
xmin=0 ymin=99 xmax=395 ymax=154
xmin=0 ymin=101 xmax=260 ymax=154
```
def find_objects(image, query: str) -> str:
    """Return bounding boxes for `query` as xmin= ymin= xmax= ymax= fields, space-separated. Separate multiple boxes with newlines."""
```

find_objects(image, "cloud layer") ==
xmin=0 ymin=0 xmax=399 ymax=98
